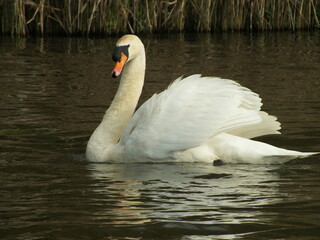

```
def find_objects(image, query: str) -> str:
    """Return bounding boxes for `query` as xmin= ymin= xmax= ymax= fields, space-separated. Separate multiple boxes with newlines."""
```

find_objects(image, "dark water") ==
xmin=1 ymin=33 xmax=320 ymax=240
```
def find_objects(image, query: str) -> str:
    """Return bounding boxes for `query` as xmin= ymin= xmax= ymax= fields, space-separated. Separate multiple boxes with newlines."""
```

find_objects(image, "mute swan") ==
xmin=86 ymin=34 xmax=318 ymax=163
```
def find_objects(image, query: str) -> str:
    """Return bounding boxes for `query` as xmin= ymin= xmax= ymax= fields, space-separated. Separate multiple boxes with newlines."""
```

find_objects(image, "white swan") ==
xmin=86 ymin=34 xmax=318 ymax=163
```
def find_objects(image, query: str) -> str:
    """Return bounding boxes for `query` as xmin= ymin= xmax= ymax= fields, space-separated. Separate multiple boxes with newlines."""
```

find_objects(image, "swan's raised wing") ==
xmin=118 ymin=75 xmax=280 ymax=160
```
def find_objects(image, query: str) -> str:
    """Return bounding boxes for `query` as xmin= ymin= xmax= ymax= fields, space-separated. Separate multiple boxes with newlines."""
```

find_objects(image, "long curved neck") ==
xmin=104 ymin=54 xmax=145 ymax=143
xmin=86 ymin=51 xmax=145 ymax=161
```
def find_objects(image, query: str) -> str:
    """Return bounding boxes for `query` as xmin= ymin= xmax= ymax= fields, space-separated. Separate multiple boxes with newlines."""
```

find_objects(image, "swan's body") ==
xmin=86 ymin=35 xmax=317 ymax=163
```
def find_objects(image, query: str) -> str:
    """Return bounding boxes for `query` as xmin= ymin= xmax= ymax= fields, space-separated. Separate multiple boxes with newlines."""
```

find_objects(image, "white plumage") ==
xmin=120 ymin=75 xmax=275 ymax=159
xmin=86 ymin=35 xmax=318 ymax=163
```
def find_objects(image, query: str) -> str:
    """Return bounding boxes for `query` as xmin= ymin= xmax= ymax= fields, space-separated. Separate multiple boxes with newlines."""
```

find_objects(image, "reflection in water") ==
xmin=89 ymin=163 xmax=283 ymax=233
xmin=0 ymin=33 xmax=319 ymax=239
xmin=87 ymin=162 xmax=320 ymax=239
xmin=90 ymin=164 xmax=152 ymax=225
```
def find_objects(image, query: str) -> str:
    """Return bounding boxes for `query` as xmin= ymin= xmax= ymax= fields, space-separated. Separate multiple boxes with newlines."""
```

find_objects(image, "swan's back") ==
xmin=117 ymin=75 xmax=280 ymax=161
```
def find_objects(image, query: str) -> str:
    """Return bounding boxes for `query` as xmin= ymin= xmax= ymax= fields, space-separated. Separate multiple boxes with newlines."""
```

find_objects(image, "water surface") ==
xmin=0 ymin=33 xmax=320 ymax=239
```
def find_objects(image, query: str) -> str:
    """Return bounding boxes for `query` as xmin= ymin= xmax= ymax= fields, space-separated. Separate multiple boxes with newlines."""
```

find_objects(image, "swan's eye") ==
xmin=112 ymin=45 xmax=129 ymax=62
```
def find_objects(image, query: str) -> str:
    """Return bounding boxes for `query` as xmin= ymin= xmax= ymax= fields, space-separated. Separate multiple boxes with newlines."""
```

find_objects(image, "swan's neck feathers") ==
xmin=86 ymin=53 xmax=145 ymax=161
xmin=104 ymin=56 xmax=145 ymax=142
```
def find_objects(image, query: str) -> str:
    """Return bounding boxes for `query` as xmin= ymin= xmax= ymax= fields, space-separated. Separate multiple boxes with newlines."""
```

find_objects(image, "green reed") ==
xmin=1 ymin=0 xmax=319 ymax=36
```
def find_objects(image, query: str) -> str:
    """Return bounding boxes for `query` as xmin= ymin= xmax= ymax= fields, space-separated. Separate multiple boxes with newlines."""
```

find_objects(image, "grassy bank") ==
xmin=1 ymin=0 xmax=319 ymax=36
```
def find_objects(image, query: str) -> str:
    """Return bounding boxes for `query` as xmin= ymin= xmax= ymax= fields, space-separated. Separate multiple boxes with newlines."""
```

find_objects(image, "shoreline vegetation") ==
xmin=1 ymin=0 xmax=319 ymax=36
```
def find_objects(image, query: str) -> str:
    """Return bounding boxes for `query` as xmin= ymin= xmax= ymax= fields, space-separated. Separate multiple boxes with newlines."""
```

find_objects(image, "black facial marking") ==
xmin=112 ymin=45 xmax=129 ymax=62
xmin=213 ymin=159 xmax=224 ymax=166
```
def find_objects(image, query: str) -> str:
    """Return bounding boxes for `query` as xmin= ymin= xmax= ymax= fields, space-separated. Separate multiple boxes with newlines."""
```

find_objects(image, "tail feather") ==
xmin=210 ymin=133 xmax=318 ymax=164
xmin=262 ymin=152 xmax=318 ymax=163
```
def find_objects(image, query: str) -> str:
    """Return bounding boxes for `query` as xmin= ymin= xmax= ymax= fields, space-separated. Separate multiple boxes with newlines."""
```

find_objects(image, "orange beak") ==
xmin=111 ymin=53 xmax=128 ymax=78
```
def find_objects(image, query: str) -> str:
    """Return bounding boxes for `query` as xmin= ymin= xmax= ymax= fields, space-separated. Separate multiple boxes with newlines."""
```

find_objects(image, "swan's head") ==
xmin=111 ymin=35 xmax=144 ymax=78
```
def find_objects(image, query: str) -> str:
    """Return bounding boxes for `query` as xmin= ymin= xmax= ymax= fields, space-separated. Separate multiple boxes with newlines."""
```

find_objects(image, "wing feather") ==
xmin=119 ymin=75 xmax=280 ymax=160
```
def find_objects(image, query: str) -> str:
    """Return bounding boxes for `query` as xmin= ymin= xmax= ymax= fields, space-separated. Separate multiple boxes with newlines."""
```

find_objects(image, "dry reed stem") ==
xmin=1 ymin=0 xmax=319 ymax=36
